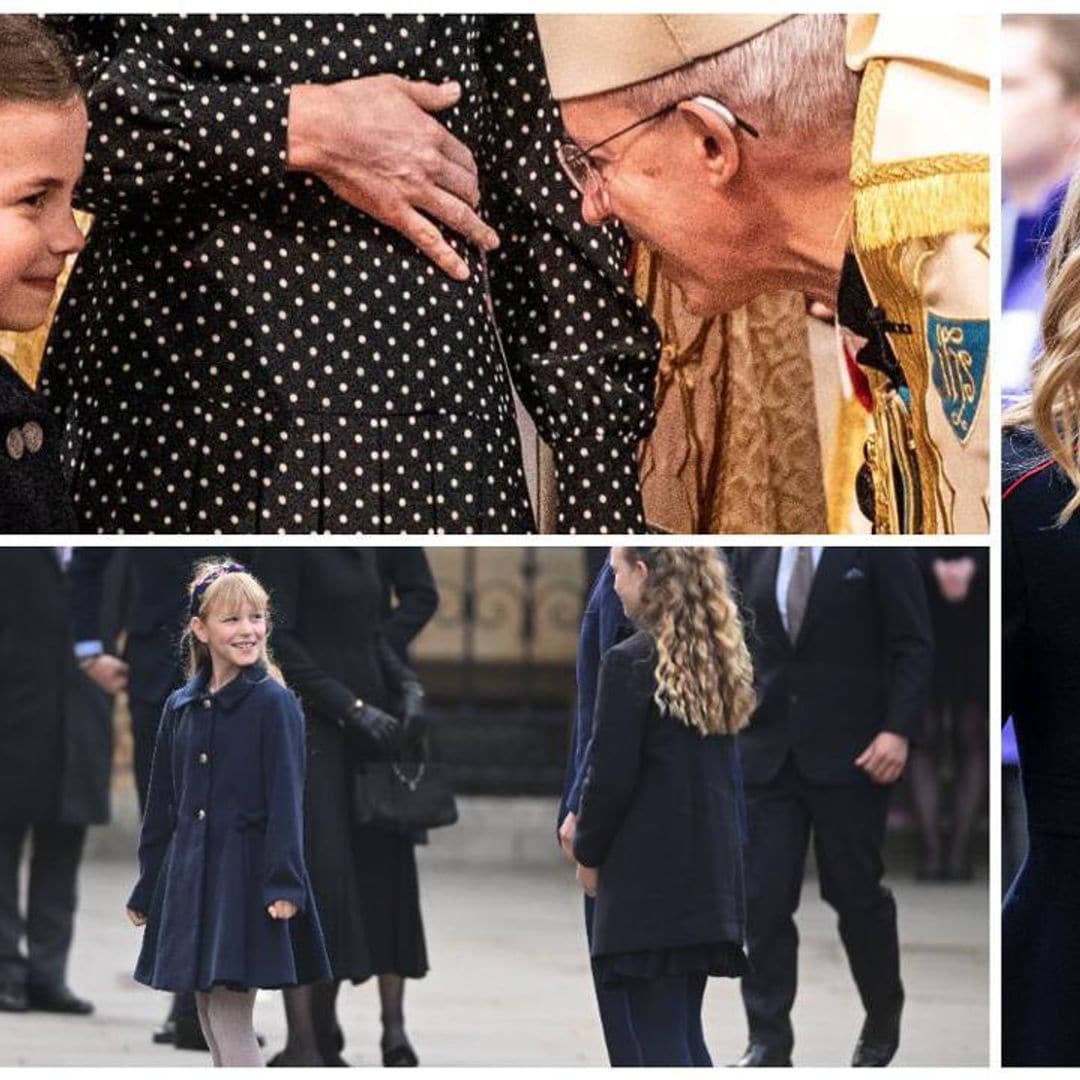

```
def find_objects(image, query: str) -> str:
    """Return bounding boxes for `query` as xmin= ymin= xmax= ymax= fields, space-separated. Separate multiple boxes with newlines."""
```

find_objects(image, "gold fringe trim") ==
xmin=853 ymin=167 xmax=989 ymax=252
xmin=851 ymin=58 xmax=989 ymax=252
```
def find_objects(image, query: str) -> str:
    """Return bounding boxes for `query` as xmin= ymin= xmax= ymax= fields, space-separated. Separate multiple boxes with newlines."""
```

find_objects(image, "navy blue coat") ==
xmin=558 ymin=563 xmax=632 ymax=829
xmin=574 ymin=631 xmax=746 ymax=959
xmin=128 ymin=664 xmax=331 ymax=992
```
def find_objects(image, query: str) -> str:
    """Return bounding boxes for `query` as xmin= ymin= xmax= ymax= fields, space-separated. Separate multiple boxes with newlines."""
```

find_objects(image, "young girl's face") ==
xmin=611 ymin=547 xmax=648 ymax=619
xmin=0 ymin=96 xmax=87 ymax=332
xmin=192 ymin=600 xmax=267 ymax=680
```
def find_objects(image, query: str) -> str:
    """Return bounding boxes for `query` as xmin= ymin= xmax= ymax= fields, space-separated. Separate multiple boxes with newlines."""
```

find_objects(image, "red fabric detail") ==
xmin=1002 ymin=458 xmax=1056 ymax=502
xmin=843 ymin=342 xmax=874 ymax=413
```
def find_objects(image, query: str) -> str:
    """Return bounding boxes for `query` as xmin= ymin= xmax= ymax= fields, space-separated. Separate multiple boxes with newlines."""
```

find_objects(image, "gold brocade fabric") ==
xmin=0 ymin=322 xmax=53 ymax=391
xmin=634 ymin=248 xmax=828 ymax=534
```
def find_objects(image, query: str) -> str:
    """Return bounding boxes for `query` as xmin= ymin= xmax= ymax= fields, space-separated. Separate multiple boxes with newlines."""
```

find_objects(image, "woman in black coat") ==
xmin=909 ymin=548 xmax=989 ymax=880
xmin=1002 ymin=171 xmax=1080 ymax=1065
xmin=573 ymin=546 xmax=755 ymax=1067
xmin=254 ymin=549 xmax=432 ymax=1067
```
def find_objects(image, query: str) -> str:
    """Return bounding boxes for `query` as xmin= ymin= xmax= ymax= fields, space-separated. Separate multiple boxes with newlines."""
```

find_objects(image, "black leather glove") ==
xmin=400 ymin=680 xmax=426 ymax=741
xmin=345 ymin=701 xmax=400 ymax=756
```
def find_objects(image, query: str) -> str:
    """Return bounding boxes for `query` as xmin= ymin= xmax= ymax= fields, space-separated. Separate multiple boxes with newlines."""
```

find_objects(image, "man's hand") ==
xmin=267 ymin=900 xmax=298 ymax=920
xmin=558 ymin=811 xmax=577 ymax=863
xmin=127 ymin=908 xmax=146 ymax=927
xmin=576 ymin=863 xmax=598 ymax=898
xmin=287 ymin=75 xmax=499 ymax=282
xmin=82 ymin=654 xmax=129 ymax=695
xmin=855 ymin=732 xmax=909 ymax=785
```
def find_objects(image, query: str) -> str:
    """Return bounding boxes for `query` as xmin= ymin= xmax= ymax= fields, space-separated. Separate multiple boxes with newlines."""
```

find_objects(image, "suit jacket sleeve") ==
xmin=1003 ymin=509 xmax=1026 ymax=724
xmin=871 ymin=549 xmax=933 ymax=739
xmin=573 ymin=647 xmax=649 ymax=868
xmin=67 ymin=547 xmax=115 ymax=646
xmin=254 ymin=551 xmax=356 ymax=724
xmin=377 ymin=549 xmax=438 ymax=657
xmin=260 ymin=688 xmax=309 ymax=910
xmin=127 ymin=695 xmax=177 ymax=912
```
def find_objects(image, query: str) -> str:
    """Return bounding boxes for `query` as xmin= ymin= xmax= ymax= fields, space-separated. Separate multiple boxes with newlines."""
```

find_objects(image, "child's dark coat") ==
xmin=129 ymin=664 xmax=330 ymax=992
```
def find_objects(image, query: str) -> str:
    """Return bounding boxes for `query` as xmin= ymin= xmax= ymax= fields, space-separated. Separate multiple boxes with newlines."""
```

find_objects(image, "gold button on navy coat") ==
xmin=128 ymin=663 xmax=331 ymax=992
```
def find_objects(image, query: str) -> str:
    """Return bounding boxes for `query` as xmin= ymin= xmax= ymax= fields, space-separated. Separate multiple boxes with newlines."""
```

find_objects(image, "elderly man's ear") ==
xmin=676 ymin=99 xmax=741 ymax=189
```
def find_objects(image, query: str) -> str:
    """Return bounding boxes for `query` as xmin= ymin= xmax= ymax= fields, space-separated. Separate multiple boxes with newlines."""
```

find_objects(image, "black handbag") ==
xmin=352 ymin=751 xmax=459 ymax=834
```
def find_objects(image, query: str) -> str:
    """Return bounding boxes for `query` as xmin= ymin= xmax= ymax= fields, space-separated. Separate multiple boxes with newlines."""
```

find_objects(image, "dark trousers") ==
xmin=0 ymin=823 xmax=86 ymax=988
xmin=584 ymin=895 xmax=642 ymax=1066
xmin=625 ymin=972 xmax=711 ymax=1067
xmin=741 ymin=757 xmax=902 ymax=1056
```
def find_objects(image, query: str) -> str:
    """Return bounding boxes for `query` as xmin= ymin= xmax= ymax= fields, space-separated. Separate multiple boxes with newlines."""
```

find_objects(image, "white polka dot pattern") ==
xmin=42 ymin=15 xmax=660 ymax=534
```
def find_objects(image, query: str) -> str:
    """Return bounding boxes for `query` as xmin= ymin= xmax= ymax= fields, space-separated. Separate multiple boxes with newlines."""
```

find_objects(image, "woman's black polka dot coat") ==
xmin=42 ymin=14 xmax=660 ymax=534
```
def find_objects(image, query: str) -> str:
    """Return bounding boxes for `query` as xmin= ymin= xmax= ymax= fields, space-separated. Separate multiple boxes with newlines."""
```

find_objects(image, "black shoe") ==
xmin=268 ymin=1049 xmax=326 ymax=1067
xmin=153 ymin=1020 xmax=177 ymax=1045
xmin=733 ymin=1043 xmax=792 ymax=1067
xmin=25 ymin=983 xmax=93 ymax=1015
xmin=852 ymin=1002 xmax=903 ymax=1067
xmin=382 ymin=1041 xmax=419 ymax=1067
xmin=173 ymin=1015 xmax=210 ymax=1052
xmin=0 ymin=981 xmax=27 ymax=1012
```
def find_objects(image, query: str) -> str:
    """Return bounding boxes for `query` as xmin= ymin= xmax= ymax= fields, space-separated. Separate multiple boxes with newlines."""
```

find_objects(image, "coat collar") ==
xmin=172 ymin=662 xmax=272 ymax=711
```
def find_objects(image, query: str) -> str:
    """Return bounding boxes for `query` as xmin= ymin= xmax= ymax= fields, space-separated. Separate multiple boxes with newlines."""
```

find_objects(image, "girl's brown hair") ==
xmin=621 ymin=546 xmax=755 ymax=737
xmin=183 ymin=559 xmax=285 ymax=685
xmin=0 ymin=16 xmax=82 ymax=105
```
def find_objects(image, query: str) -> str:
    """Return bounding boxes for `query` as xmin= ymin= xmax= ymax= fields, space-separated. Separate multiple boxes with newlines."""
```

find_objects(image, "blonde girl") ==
xmin=572 ymin=546 xmax=753 ymax=1067
xmin=126 ymin=560 xmax=330 ymax=1067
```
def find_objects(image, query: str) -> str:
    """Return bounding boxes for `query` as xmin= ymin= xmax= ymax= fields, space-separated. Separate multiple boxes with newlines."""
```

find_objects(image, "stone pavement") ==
xmin=1 ymin=805 xmax=988 ymax=1067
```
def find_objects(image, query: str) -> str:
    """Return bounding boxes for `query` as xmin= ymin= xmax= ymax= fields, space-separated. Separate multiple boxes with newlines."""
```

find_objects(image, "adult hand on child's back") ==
xmin=267 ymin=900 xmax=298 ymax=920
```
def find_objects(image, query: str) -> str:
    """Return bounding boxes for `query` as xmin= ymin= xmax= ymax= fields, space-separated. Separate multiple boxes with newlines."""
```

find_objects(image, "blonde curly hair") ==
xmin=622 ymin=547 xmax=755 ymax=737
xmin=1005 ymin=171 xmax=1080 ymax=522
xmin=184 ymin=558 xmax=285 ymax=685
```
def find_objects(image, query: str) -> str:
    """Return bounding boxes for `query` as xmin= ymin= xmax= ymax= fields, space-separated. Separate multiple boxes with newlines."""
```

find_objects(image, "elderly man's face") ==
xmin=561 ymin=94 xmax=772 ymax=316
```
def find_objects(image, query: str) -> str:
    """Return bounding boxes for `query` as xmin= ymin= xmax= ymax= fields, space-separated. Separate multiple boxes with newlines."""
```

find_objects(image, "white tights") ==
xmin=194 ymin=987 xmax=262 ymax=1067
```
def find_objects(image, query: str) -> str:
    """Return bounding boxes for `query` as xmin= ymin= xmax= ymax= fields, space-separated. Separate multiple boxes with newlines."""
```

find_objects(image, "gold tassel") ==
xmin=853 ymin=167 xmax=989 ymax=252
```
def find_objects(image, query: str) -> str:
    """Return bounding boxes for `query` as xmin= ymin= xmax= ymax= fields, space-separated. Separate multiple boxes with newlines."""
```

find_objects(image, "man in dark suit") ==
xmin=68 ymin=546 xmax=238 ymax=1050
xmin=726 ymin=547 xmax=932 ymax=1068
xmin=557 ymin=556 xmax=640 ymax=1066
xmin=0 ymin=549 xmax=109 ymax=1016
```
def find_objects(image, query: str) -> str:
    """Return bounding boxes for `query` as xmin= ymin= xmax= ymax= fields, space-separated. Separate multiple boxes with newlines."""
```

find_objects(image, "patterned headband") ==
xmin=190 ymin=562 xmax=249 ymax=615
